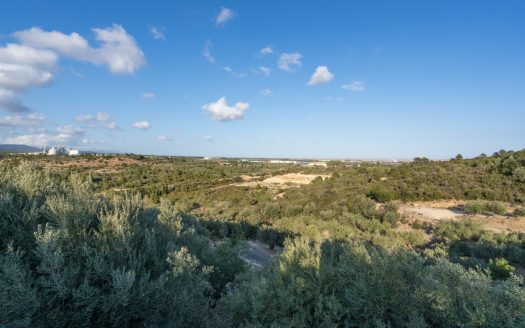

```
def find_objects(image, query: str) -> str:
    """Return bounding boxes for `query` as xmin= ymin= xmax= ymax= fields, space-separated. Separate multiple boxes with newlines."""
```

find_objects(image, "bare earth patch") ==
xmin=233 ymin=173 xmax=331 ymax=189
xmin=400 ymin=200 xmax=525 ymax=233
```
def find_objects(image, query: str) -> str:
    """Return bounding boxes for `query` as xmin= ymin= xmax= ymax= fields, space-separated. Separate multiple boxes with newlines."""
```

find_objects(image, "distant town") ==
xmin=1 ymin=143 xmax=411 ymax=165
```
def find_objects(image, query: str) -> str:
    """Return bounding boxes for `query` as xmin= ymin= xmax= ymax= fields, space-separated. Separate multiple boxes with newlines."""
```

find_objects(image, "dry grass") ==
xmin=46 ymin=157 xmax=142 ymax=169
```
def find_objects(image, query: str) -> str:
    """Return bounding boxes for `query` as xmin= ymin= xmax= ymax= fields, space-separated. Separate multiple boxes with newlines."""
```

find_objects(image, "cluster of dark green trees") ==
xmin=2 ymin=162 xmax=525 ymax=327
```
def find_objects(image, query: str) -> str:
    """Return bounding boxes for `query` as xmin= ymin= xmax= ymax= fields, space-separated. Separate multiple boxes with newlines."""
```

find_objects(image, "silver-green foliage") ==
xmin=219 ymin=237 xmax=525 ymax=327
xmin=0 ymin=162 xmax=245 ymax=327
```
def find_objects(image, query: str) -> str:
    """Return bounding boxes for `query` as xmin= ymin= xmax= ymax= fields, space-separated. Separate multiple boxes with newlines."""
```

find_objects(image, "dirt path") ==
xmin=401 ymin=206 xmax=461 ymax=220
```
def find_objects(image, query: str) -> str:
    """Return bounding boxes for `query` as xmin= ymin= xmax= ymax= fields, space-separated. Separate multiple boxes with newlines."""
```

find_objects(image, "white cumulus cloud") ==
xmin=341 ymin=81 xmax=365 ymax=92
xmin=277 ymin=52 xmax=302 ymax=72
xmin=0 ymin=43 xmax=58 ymax=67
xmin=0 ymin=24 xmax=144 ymax=113
xmin=132 ymin=121 xmax=151 ymax=130
xmin=201 ymin=97 xmax=249 ymax=121
xmin=216 ymin=7 xmax=234 ymax=25
xmin=13 ymin=24 xmax=145 ymax=75
xmin=307 ymin=66 xmax=334 ymax=86
xmin=0 ymin=63 xmax=53 ymax=91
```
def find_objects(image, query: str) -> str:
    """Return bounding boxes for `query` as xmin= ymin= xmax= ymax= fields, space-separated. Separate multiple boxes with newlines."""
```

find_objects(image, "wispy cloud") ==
xmin=260 ymin=89 xmax=273 ymax=96
xmin=202 ymin=97 xmax=249 ymax=121
xmin=142 ymin=92 xmax=155 ymax=99
xmin=223 ymin=66 xmax=247 ymax=78
xmin=75 ymin=112 xmax=118 ymax=130
xmin=341 ymin=81 xmax=365 ymax=92
xmin=132 ymin=121 xmax=151 ymax=130
xmin=82 ymin=138 xmax=106 ymax=145
xmin=277 ymin=52 xmax=302 ymax=72
xmin=149 ymin=26 xmax=165 ymax=40
xmin=216 ymin=7 xmax=235 ymax=25
xmin=259 ymin=46 xmax=273 ymax=56
xmin=252 ymin=66 xmax=271 ymax=76
xmin=0 ymin=113 xmax=45 ymax=127
xmin=307 ymin=66 xmax=334 ymax=86
xmin=157 ymin=135 xmax=173 ymax=142
xmin=202 ymin=40 xmax=215 ymax=63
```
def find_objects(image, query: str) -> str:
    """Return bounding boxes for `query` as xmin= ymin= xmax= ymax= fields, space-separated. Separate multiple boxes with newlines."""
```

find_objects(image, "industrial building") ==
xmin=43 ymin=146 xmax=80 ymax=156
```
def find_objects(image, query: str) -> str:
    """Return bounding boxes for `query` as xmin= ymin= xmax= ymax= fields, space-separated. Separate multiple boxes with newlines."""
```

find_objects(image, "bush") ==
xmin=218 ymin=237 xmax=525 ymax=327
xmin=0 ymin=163 xmax=245 ymax=327
xmin=464 ymin=200 xmax=507 ymax=215
xmin=368 ymin=185 xmax=395 ymax=202
xmin=263 ymin=203 xmax=281 ymax=220
xmin=514 ymin=167 xmax=525 ymax=182
xmin=488 ymin=258 xmax=515 ymax=280
xmin=514 ymin=207 xmax=525 ymax=217
xmin=350 ymin=196 xmax=377 ymax=219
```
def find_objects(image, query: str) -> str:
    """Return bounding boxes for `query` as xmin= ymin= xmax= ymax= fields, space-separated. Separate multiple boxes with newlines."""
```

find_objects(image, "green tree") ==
xmin=488 ymin=258 xmax=515 ymax=280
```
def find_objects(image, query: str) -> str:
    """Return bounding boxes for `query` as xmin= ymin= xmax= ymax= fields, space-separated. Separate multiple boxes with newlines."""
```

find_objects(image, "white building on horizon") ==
xmin=45 ymin=146 xmax=79 ymax=156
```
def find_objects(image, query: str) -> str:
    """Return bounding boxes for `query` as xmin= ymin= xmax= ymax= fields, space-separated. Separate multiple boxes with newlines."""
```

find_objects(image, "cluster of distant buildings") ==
xmin=203 ymin=156 xmax=407 ymax=166
xmin=43 ymin=146 xmax=79 ymax=156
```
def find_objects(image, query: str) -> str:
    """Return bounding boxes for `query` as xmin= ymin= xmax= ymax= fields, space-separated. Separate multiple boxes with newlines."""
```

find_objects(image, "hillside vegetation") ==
xmin=1 ymin=150 xmax=525 ymax=326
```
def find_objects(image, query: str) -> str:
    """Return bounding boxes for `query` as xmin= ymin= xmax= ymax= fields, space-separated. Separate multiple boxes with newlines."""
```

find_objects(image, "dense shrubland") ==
xmin=0 ymin=163 xmax=245 ymax=327
xmin=219 ymin=238 xmax=525 ymax=327
xmin=431 ymin=220 xmax=525 ymax=276
xmin=1 ymin=150 xmax=525 ymax=326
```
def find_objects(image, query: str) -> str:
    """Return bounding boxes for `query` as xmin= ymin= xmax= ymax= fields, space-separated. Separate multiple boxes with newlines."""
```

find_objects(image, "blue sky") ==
xmin=0 ymin=1 xmax=524 ymax=159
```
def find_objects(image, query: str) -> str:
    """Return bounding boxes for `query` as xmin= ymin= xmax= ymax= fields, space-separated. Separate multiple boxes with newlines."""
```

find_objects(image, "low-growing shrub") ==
xmin=488 ymin=258 xmax=515 ymax=280
xmin=513 ymin=207 xmax=525 ymax=217
xmin=464 ymin=200 xmax=507 ymax=215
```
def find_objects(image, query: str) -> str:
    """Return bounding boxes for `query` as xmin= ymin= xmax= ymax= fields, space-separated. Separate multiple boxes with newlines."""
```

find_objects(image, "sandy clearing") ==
xmin=400 ymin=206 xmax=461 ymax=220
xmin=400 ymin=201 xmax=525 ymax=233
xmin=233 ymin=173 xmax=331 ymax=189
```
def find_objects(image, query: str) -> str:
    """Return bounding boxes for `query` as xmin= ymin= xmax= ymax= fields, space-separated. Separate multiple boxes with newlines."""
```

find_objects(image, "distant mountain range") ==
xmin=0 ymin=144 xmax=43 ymax=153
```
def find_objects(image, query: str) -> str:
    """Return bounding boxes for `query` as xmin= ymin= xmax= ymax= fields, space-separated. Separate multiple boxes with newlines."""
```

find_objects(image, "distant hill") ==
xmin=0 ymin=144 xmax=42 ymax=153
